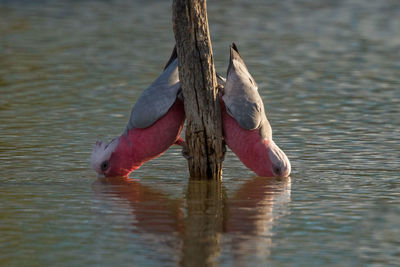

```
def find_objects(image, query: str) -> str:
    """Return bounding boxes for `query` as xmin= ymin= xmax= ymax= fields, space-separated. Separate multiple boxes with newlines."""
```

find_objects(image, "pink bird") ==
xmin=220 ymin=43 xmax=291 ymax=177
xmin=91 ymin=49 xmax=185 ymax=178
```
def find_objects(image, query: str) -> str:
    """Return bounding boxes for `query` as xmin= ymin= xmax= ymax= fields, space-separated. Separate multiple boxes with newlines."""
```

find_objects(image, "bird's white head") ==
xmin=90 ymin=138 xmax=120 ymax=177
xmin=267 ymin=140 xmax=291 ymax=177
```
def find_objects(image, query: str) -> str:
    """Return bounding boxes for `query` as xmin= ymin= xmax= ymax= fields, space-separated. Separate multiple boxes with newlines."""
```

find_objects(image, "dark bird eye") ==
xmin=273 ymin=165 xmax=282 ymax=176
xmin=101 ymin=160 xmax=109 ymax=172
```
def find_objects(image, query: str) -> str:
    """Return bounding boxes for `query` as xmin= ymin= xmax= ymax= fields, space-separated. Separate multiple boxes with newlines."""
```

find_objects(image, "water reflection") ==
xmin=181 ymin=180 xmax=227 ymax=267
xmin=226 ymin=176 xmax=291 ymax=264
xmin=92 ymin=177 xmax=291 ymax=266
xmin=92 ymin=177 xmax=183 ymax=234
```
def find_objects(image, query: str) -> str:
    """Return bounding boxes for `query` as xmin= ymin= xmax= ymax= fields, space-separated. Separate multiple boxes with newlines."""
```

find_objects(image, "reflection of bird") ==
xmin=91 ymin=48 xmax=185 ymax=178
xmin=226 ymin=176 xmax=291 ymax=262
xmin=220 ymin=43 xmax=291 ymax=177
xmin=93 ymin=176 xmax=291 ymax=266
xmin=92 ymin=177 xmax=184 ymax=234
xmin=92 ymin=176 xmax=290 ymax=236
xmin=227 ymin=176 xmax=291 ymax=234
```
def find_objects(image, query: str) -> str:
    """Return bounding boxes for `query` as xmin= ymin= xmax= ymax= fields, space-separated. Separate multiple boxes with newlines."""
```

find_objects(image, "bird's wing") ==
xmin=222 ymin=44 xmax=272 ymax=137
xmin=127 ymin=47 xmax=180 ymax=129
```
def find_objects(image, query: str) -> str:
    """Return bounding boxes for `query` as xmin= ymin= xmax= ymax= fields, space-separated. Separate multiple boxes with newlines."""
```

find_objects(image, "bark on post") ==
xmin=172 ymin=0 xmax=224 ymax=180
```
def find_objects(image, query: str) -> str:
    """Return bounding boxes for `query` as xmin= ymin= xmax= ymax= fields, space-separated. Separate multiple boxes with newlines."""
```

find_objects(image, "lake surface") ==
xmin=1 ymin=0 xmax=399 ymax=266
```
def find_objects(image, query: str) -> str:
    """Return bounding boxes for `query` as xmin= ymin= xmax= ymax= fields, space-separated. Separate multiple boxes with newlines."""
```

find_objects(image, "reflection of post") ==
xmin=180 ymin=180 xmax=227 ymax=267
xmin=92 ymin=176 xmax=291 ymax=265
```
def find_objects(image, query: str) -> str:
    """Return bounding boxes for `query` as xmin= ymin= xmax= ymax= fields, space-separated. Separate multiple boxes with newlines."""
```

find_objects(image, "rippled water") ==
xmin=1 ymin=0 xmax=399 ymax=266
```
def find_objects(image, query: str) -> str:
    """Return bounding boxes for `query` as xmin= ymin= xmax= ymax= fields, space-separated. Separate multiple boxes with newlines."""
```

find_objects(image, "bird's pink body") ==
xmin=219 ymin=43 xmax=291 ymax=177
xmin=106 ymin=100 xmax=185 ymax=177
xmin=221 ymin=102 xmax=275 ymax=177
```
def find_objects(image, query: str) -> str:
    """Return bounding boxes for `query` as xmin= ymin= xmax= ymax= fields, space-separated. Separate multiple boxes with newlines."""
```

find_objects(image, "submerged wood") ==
xmin=172 ymin=0 xmax=225 ymax=179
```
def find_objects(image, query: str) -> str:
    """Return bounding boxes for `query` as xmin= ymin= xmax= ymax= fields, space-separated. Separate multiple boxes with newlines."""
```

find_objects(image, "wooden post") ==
xmin=172 ymin=0 xmax=224 ymax=180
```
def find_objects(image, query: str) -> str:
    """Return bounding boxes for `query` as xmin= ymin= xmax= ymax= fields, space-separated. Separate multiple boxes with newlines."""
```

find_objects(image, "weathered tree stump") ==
xmin=172 ymin=0 xmax=225 ymax=180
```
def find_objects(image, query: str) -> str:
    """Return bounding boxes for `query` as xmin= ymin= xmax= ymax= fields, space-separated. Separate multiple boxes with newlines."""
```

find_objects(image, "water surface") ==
xmin=1 ymin=0 xmax=399 ymax=266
